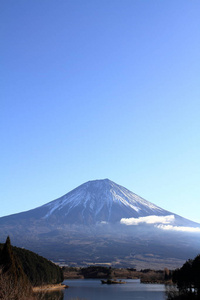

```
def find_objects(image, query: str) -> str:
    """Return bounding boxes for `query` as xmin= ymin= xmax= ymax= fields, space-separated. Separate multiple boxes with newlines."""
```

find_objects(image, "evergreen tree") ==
xmin=0 ymin=236 xmax=17 ymax=278
xmin=0 ymin=236 xmax=33 ymax=299
xmin=172 ymin=255 xmax=200 ymax=298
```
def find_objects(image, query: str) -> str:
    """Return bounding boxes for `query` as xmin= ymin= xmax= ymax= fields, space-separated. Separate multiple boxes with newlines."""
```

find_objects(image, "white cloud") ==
xmin=156 ymin=224 xmax=200 ymax=233
xmin=120 ymin=215 xmax=200 ymax=233
xmin=120 ymin=215 xmax=175 ymax=226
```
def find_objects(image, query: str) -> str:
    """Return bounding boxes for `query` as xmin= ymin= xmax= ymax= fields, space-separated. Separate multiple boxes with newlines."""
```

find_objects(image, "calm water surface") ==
xmin=62 ymin=279 xmax=167 ymax=300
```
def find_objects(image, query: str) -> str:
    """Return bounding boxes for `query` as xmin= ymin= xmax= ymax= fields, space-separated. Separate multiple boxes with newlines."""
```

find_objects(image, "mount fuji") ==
xmin=1 ymin=179 xmax=200 ymax=269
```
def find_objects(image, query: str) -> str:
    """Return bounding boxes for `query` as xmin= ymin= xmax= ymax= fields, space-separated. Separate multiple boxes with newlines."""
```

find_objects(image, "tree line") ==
xmin=0 ymin=236 xmax=63 ymax=299
xmin=168 ymin=254 xmax=200 ymax=299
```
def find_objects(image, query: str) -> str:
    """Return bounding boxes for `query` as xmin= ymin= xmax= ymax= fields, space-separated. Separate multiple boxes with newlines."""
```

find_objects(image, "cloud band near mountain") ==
xmin=156 ymin=224 xmax=200 ymax=232
xmin=120 ymin=215 xmax=200 ymax=232
xmin=120 ymin=215 xmax=175 ymax=225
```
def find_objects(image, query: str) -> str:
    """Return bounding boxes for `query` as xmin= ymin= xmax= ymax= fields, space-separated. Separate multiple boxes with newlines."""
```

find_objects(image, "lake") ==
xmin=60 ymin=279 xmax=167 ymax=300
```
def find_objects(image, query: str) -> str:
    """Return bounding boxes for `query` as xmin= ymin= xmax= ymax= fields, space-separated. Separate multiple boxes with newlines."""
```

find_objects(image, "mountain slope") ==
xmin=42 ymin=179 xmax=172 ymax=224
xmin=0 ymin=179 xmax=192 ymax=225
xmin=0 ymin=179 xmax=200 ymax=269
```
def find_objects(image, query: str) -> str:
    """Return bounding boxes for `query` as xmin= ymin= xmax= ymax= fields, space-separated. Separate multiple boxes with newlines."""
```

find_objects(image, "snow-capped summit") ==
xmin=0 ymin=179 xmax=197 ymax=228
xmin=41 ymin=179 xmax=170 ymax=224
xmin=1 ymin=178 xmax=200 ymax=269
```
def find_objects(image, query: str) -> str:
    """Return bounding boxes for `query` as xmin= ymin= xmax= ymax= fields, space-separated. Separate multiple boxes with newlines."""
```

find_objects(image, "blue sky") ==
xmin=1 ymin=0 xmax=200 ymax=222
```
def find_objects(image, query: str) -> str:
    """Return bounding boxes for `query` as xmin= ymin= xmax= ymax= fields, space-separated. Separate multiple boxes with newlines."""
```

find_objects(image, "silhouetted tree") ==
xmin=171 ymin=255 xmax=200 ymax=299
xmin=0 ymin=236 xmax=33 ymax=299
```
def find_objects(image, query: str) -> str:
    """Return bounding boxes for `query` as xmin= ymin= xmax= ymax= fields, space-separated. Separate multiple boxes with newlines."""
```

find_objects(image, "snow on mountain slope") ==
xmin=41 ymin=179 xmax=171 ymax=224
xmin=1 ymin=178 xmax=200 ymax=269
xmin=1 ymin=179 xmax=199 ymax=229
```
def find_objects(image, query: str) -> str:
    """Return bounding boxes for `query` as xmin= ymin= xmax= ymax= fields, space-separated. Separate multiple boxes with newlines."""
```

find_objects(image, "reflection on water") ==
xmin=35 ymin=279 xmax=167 ymax=300
xmin=35 ymin=290 xmax=64 ymax=300
xmin=63 ymin=279 xmax=166 ymax=300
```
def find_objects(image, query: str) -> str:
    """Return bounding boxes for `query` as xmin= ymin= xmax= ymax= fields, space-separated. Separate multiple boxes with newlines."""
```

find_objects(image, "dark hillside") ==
xmin=0 ymin=236 xmax=33 ymax=299
xmin=0 ymin=239 xmax=63 ymax=286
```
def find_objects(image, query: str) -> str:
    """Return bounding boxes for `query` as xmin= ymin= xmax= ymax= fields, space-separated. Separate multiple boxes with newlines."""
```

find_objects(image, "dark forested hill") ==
xmin=0 ymin=237 xmax=63 ymax=286
xmin=0 ymin=237 xmax=33 ymax=299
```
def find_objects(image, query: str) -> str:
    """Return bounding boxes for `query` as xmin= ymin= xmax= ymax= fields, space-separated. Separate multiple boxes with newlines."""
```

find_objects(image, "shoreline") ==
xmin=33 ymin=283 xmax=68 ymax=292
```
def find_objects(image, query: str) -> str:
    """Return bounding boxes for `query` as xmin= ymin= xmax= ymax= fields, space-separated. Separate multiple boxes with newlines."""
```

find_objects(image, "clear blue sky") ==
xmin=1 ymin=0 xmax=200 ymax=222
